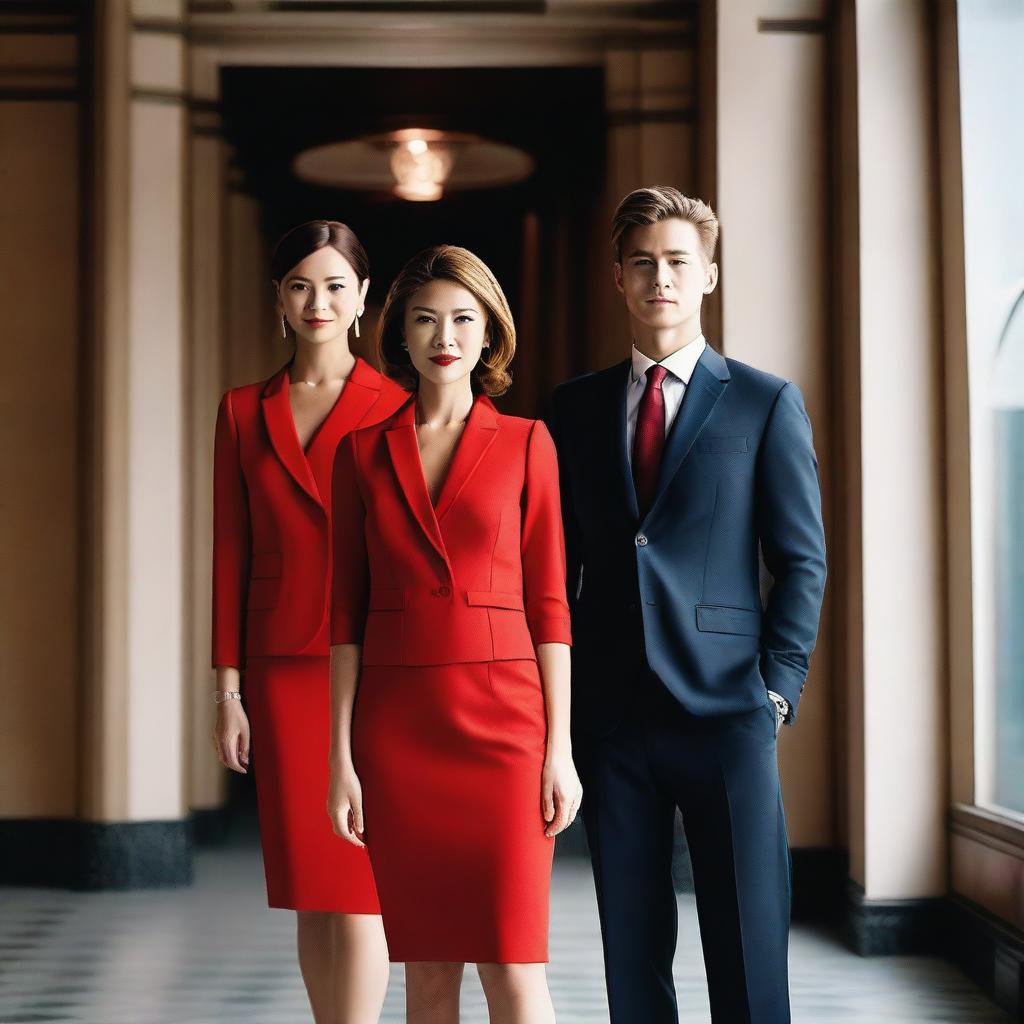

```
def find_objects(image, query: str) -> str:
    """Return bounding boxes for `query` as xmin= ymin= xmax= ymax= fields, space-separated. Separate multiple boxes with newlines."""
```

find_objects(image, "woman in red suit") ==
xmin=328 ymin=245 xmax=583 ymax=1024
xmin=212 ymin=220 xmax=407 ymax=1024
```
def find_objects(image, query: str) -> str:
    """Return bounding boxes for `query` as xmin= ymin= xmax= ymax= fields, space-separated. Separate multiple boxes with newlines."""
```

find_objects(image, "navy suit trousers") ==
xmin=579 ymin=671 xmax=792 ymax=1024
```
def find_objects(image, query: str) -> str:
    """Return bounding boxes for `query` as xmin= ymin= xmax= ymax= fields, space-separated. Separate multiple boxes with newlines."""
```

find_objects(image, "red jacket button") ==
xmin=438 ymin=585 xmax=451 ymax=597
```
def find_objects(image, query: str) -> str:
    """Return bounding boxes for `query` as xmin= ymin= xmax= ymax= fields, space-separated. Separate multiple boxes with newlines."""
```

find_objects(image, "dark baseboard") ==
xmin=0 ymin=818 xmax=193 ymax=889
xmin=946 ymin=896 xmax=1024 ymax=1021
xmin=844 ymin=883 xmax=1024 ymax=1019
xmin=190 ymin=805 xmax=233 ymax=847
xmin=844 ymin=880 xmax=947 ymax=956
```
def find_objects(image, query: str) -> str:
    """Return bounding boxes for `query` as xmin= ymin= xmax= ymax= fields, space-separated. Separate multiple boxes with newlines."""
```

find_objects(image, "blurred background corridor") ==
xmin=1 ymin=0 xmax=1022 ymax=1020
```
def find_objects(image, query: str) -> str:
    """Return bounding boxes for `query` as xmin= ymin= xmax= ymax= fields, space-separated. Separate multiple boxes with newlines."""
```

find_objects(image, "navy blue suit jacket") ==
xmin=549 ymin=344 xmax=827 ymax=736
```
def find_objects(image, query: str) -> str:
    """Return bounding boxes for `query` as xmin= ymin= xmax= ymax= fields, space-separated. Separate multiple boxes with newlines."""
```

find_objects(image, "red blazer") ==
xmin=331 ymin=395 xmax=572 ymax=665
xmin=212 ymin=358 xmax=408 ymax=667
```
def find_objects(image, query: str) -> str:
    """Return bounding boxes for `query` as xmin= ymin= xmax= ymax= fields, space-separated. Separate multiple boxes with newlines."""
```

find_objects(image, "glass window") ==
xmin=958 ymin=0 xmax=1024 ymax=815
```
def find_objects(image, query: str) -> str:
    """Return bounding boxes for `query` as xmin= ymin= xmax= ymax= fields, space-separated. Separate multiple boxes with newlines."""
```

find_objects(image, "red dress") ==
xmin=331 ymin=395 xmax=572 ymax=961
xmin=212 ymin=358 xmax=407 ymax=912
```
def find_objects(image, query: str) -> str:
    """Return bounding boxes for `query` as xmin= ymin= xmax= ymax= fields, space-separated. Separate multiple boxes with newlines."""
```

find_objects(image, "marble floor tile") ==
xmin=0 ymin=838 xmax=1011 ymax=1023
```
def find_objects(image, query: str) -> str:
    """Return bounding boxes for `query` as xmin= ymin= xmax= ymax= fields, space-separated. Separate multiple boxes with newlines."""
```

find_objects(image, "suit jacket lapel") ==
xmin=261 ymin=367 xmax=321 ymax=506
xmin=433 ymin=396 xmax=500 ymax=522
xmin=645 ymin=345 xmax=731 ymax=521
xmin=598 ymin=360 xmax=640 ymax=523
xmin=384 ymin=400 xmax=450 ymax=567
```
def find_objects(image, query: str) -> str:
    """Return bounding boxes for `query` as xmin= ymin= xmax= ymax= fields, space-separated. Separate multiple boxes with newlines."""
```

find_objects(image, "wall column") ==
xmin=185 ymin=98 xmax=228 ymax=822
xmin=713 ymin=2 xmax=837 ymax=865
xmin=836 ymin=0 xmax=947 ymax=948
xmin=78 ymin=0 xmax=191 ymax=885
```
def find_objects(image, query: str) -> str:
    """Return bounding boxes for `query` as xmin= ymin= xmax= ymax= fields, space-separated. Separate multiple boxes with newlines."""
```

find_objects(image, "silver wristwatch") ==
xmin=767 ymin=690 xmax=790 ymax=734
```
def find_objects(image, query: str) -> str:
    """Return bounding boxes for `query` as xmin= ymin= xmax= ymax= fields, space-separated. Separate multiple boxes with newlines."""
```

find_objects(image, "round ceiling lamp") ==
xmin=292 ymin=128 xmax=535 ymax=202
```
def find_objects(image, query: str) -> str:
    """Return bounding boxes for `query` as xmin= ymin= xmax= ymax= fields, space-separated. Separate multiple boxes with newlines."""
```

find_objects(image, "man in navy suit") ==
xmin=548 ymin=186 xmax=827 ymax=1023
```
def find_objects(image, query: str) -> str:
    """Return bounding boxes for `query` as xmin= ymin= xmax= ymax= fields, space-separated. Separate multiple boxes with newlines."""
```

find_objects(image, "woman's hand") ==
xmin=541 ymin=750 xmax=583 ymax=838
xmin=213 ymin=700 xmax=250 ymax=774
xmin=328 ymin=761 xmax=367 ymax=848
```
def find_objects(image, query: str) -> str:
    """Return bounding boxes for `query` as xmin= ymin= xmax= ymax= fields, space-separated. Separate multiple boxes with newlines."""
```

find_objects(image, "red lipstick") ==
xmin=304 ymin=318 xmax=333 ymax=327
xmin=429 ymin=355 xmax=460 ymax=366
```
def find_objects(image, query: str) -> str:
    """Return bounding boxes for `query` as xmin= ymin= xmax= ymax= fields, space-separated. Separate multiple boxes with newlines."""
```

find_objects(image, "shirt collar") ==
xmin=630 ymin=334 xmax=707 ymax=385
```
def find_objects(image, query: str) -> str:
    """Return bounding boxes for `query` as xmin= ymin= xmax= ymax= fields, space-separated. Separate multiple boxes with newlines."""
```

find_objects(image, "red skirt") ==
xmin=353 ymin=660 xmax=553 ymax=963
xmin=245 ymin=656 xmax=380 ymax=914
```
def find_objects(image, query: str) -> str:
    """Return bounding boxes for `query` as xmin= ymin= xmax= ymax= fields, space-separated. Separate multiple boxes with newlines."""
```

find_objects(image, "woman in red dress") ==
xmin=212 ymin=220 xmax=407 ymax=1024
xmin=328 ymin=245 xmax=583 ymax=1024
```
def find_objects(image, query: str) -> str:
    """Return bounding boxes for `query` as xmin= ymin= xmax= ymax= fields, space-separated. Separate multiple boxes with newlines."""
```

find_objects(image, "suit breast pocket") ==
xmin=696 ymin=435 xmax=749 ymax=455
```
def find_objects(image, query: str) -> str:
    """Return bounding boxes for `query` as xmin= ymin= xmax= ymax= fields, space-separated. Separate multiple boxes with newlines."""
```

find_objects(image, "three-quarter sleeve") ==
xmin=212 ymin=391 xmax=251 ymax=669
xmin=331 ymin=432 xmax=370 ymax=645
xmin=520 ymin=420 xmax=573 ymax=647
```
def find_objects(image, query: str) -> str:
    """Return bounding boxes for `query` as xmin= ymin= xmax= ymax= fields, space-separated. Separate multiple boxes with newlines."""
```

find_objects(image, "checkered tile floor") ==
xmin=0 ymin=832 xmax=1011 ymax=1023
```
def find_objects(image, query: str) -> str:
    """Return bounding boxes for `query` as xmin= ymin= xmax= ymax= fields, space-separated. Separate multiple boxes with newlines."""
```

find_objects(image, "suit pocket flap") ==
xmin=369 ymin=588 xmax=405 ymax=610
xmin=466 ymin=591 xmax=525 ymax=611
xmin=696 ymin=604 xmax=762 ymax=636
xmin=251 ymin=552 xmax=282 ymax=578
xmin=696 ymin=435 xmax=749 ymax=454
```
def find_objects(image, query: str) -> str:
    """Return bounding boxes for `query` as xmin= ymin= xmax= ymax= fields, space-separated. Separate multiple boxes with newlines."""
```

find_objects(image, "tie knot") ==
xmin=647 ymin=364 xmax=669 ymax=390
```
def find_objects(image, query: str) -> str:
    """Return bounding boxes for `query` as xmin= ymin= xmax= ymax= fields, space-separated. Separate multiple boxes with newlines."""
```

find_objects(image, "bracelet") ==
xmin=213 ymin=690 xmax=242 ymax=704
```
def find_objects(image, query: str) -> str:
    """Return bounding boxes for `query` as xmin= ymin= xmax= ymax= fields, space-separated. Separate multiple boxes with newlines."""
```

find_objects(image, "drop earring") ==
xmin=354 ymin=308 xmax=364 ymax=338
xmin=280 ymin=315 xmax=287 ymax=339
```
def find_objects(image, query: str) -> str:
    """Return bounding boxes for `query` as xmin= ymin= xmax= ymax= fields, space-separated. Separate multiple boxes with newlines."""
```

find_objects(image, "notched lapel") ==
xmin=384 ymin=403 xmax=450 ymax=566
xmin=261 ymin=368 xmax=322 ymax=505
xmin=646 ymin=346 xmax=730 ymax=520
xmin=433 ymin=397 xmax=499 ymax=522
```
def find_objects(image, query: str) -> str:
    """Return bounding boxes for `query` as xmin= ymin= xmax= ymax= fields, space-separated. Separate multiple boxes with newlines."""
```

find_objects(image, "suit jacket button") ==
xmin=636 ymin=534 xmax=648 ymax=546
xmin=438 ymin=585 xmax=451 ymax=597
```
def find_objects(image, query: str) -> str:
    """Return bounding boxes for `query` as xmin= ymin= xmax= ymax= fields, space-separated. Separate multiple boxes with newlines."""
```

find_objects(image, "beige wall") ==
xmin=0 ymin=96 xmax=81 ymax=817
xmin=843 ymin=0 xmax=947 ymax=899
xmin=714 ymin=0 xmax=835 ymax=849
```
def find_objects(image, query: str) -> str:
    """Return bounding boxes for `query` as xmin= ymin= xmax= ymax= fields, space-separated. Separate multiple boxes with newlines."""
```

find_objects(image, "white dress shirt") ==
xmin=625 ymin=334 xmax=707 ymax=467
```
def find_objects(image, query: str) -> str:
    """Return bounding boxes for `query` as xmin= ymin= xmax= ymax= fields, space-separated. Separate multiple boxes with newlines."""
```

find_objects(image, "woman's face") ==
xmin=276 ymin=246 xmax=369 ymax=347
xmin=402 ymin=278 xmax=490 ymax=388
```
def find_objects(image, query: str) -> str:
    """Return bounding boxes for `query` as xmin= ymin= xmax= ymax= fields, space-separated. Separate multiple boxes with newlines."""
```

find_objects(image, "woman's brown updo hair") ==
xmin=270 ymin=219 xmax=369 ymax=286
xmin=377 ymin=245 xmax=515 ymax=397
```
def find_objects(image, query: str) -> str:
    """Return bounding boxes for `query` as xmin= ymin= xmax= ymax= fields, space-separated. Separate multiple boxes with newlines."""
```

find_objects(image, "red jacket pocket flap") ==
xmin=466 ymin=591 xmax=525 ymax=611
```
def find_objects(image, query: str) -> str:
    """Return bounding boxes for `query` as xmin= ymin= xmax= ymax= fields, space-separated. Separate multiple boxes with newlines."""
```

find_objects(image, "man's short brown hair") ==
xmin=611 ymin=186 xmax=719 ymax=265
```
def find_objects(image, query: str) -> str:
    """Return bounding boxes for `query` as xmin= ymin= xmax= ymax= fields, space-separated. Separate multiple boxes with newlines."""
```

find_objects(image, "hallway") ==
xmin=1 ymin=838 xmax=1009 ymax=1024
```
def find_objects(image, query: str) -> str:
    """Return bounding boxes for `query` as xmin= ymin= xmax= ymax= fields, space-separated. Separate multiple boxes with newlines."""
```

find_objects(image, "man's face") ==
xmin=614 ymin=217 xmax=717 ymax=330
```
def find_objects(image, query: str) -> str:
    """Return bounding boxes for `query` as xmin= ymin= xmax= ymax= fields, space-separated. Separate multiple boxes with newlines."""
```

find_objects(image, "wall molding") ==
xmin=0 ymin=819 xmax=193 ymax=889
xmin=953 ymin=801 xmax=1024 ymax=859
xmin=757 ymin=18 xmax=828 ymax=35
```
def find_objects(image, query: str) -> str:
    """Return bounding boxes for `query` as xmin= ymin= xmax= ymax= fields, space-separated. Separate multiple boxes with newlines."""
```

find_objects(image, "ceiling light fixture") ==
xmin=292 ymin=128 xmax=534 ymax=202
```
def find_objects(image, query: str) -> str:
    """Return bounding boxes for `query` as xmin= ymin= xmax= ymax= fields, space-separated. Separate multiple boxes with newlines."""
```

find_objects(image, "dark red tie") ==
xmin=633 ymin=364 xmax=669 ymax=514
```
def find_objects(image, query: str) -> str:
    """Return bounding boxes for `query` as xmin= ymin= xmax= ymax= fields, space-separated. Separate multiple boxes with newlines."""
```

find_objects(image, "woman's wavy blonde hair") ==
xmin=377 ymin=245 xmax=515 ymax=396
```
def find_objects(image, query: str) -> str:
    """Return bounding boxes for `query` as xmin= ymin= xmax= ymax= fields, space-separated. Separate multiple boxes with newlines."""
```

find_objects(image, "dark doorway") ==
xmin=220 ymin=65 xmax=607 ymax=413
